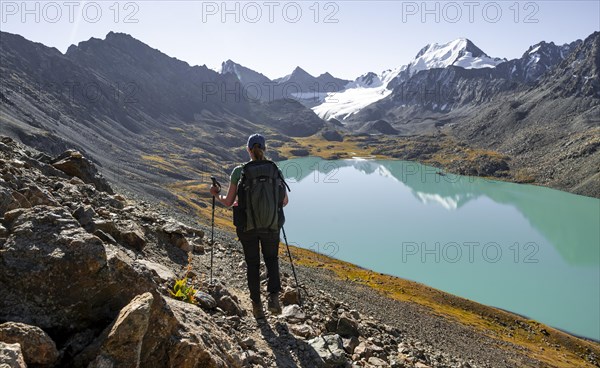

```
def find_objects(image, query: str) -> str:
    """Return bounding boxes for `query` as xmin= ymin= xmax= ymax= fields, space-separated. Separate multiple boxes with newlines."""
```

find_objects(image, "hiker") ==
xmin=210 ymin=133 xmax=289 ymax=319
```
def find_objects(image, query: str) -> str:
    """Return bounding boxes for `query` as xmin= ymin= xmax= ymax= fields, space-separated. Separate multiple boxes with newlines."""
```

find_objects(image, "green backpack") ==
xmin=234 ymin=160 xmax=290 ymax=232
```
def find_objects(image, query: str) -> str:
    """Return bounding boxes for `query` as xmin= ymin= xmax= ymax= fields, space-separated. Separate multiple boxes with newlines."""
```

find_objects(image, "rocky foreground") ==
xmin=0 ymin=136 xmax=598 ymax=368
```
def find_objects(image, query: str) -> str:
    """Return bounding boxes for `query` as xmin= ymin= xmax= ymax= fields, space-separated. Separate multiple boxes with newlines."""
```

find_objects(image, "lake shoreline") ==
xmin=275 ymin=133 xmax=600 ymax=199
xmin=180 ymin=194 xmax=600 ymax=367
xmin=283 ymin=243 xmax=600 ymax=367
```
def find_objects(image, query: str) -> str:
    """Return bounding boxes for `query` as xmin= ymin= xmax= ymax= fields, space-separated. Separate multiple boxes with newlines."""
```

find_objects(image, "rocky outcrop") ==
xmin=322 ymin=130 xmax=344 ymax=142
xmin=0 ymin=203 xmax=156 ymax=334
xmin=87 ymin=293 xmax=154 ymax=368
xmin=51 ymin=150 xmax=113 ymax=194
xmin=0 ymin=137 xmax=242 ymax=367
xmin=160 ymin=219 xmax=204 ymax=252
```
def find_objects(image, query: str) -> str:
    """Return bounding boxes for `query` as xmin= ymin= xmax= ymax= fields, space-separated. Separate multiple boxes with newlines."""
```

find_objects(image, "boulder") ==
xmin=371 ymin=120 xmax=398 ymax=135
xmin=169 ymin=233 xmax=192 ymax=252
xmin=367 ymin=356 xmax=390 ymax=367
xmin=162 ymin=220 xmax=204 ymax=238
xmin=91 ymin=219 xmax=119 ymax=235
xmin=282 ymin=287 xmax=300 ymax=306
xmin=93 ymin=229 xmax=117 ymax=244
xmin=107 ymin=195 xmax=126 ymax=209
xmin=74 ymin=293 xmax=242 ymax=368
xmin=337 ymin=312 xmax=360 ymax=338
xmin=0 ymin=342 xmax=26 ymax=368
xmin=282 ymin=304 xmax=306 ymax=323
xmin=139 ymin=295 xmax=242 ymax=368
xmin=217 ymin=295 xmax=245 ymax=317
xmin=19 ymin=184 xmax=60 ymax=207
xmin=307 ymin=334 xmax=347 ymax=367
xmin=161 ymin=220 xmax=202 ymax=251
xmin=120 ymin=226 xmax=146 ymax=251
xmin=51 ymin=150 xmax=113 ymax=194
xmin=290 ymin=149 xmax=310 ymax=157
xmin=88 ymin=293 xmax=154 ymax=368
xmin=137 ymin=260 xmax=177 ymax=284
xmin=193 ymin=242 xmax=205 ymax=254
xmin=0 ymin=322 xmax=59 ymax=366
xmin=11 ymin=191 xmax=31 ymax=209
xmin=0 ymin=206 xmax=154 ymax=334
xmin=72 ymin=205 xmax=97 ymax=227
xmin=342 ymin=336 xmax=360 ymax=354
xmin=289 ymin=324 xmax=316 ymax=339
xmin=91 ymin=219 xmax=146 ymax=251
xmin=2 ymin=208 xmax=24 ymax=226
xmin=194 ymin=291 xmax=217 ymax=310
xmin=354 ymin=341 xmax=385 ymax=359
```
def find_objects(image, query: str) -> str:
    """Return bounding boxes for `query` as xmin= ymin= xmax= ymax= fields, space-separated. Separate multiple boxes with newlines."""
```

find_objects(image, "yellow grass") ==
xmin=276 ymin=136 xmax=388 ymax=159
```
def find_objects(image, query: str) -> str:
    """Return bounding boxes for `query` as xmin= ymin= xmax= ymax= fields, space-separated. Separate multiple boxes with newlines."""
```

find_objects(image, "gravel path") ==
xmin=191 ymin=226 xmax=541 ymax=367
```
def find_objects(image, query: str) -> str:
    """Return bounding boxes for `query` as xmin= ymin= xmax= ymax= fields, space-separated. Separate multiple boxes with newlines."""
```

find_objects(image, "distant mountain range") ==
xmin=214 ymin=38 xmax=582 ymax=121
xmin=220 ymin=60 xmax=350 ymax=106
xmin=1 ymin=30 xmax=598 ymax=198
xmin=218 ymin=37 xmax=589 ymax=121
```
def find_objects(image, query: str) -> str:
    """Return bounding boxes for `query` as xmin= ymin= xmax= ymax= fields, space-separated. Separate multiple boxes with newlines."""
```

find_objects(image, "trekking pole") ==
xmin=210 ymin=176 xmax=221 ymax=285
xmin=281 ymin=226 xmax=302 ymax=306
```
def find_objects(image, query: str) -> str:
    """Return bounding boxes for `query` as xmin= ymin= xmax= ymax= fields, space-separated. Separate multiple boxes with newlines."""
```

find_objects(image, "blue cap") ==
xmin=247 ymin=134 xmax=265 ymax=149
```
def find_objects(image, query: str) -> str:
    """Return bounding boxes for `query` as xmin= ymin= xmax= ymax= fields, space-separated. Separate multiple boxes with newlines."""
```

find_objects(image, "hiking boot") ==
xmin=267 ymin=293 xmax=282 ymax=315
xmin=252 ymin=301 xmax=265 ymax=319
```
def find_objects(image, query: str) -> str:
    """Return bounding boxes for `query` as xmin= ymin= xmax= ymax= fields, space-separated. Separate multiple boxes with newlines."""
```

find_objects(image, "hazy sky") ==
xmin=1 ymin=1 xmax=598 ymax=79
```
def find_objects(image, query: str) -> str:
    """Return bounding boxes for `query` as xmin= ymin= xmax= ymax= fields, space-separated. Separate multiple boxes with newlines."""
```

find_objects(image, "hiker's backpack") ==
xmin=233 ymin=160 xmax=290 ymax=233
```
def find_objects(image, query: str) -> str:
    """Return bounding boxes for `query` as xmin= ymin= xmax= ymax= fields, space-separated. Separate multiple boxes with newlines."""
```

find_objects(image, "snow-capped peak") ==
xmin=312 ymin=38 xmax=505 ymax=121
xmin=409 ymin=38 xmax=505 ymax=74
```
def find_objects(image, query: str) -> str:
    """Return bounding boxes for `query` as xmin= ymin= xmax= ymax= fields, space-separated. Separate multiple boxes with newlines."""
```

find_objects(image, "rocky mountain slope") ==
xmin=449 ymin=31 xmax=600 ymax=197
xmin=2 ymin=136 xmax=599 ymax=368
xmin=0 ymin=31 xmax=325 ymax=200
xmin=341 ymin=32 xmax=599 ymax=197
xmin=220 ymin=62 xmax=351 ymax=106
xmin=495 ymin=39 xmax=582 ymax=84
xmin=312 ymin=36 xmax=583 ymax=121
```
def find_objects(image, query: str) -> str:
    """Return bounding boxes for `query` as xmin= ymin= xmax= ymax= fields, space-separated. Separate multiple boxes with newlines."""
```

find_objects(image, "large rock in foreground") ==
xmin=76 ymin=293 xmax=242 ymax=368
xmin=86 ymin=293 xmax=154 ymax=368
xmin=0 ymin=205 xmax=153 ymax=335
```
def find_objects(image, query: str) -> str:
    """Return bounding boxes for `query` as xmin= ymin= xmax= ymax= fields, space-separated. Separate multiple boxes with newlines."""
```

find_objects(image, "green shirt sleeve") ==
xmin=230 ymin=165 xmax=243 ymax=185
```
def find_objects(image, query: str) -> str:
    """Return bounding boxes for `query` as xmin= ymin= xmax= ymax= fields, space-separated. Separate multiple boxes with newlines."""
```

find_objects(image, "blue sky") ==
xmin=1 ymin=1 xmax=598 ymax=79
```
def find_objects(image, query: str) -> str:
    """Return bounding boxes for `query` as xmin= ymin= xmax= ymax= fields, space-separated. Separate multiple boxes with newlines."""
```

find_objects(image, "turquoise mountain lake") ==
xmin=277 ymin=157 xmax=600 ymax=341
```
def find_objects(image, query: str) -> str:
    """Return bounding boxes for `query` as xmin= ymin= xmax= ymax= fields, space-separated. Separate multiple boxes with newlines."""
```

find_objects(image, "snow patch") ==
xmin=528 ymin=45 xmax=541 ymax=55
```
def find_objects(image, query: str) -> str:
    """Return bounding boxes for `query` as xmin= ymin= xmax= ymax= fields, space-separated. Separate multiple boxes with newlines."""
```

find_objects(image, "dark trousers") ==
xmin=236 ymin=229 xmax=282 ymax=304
